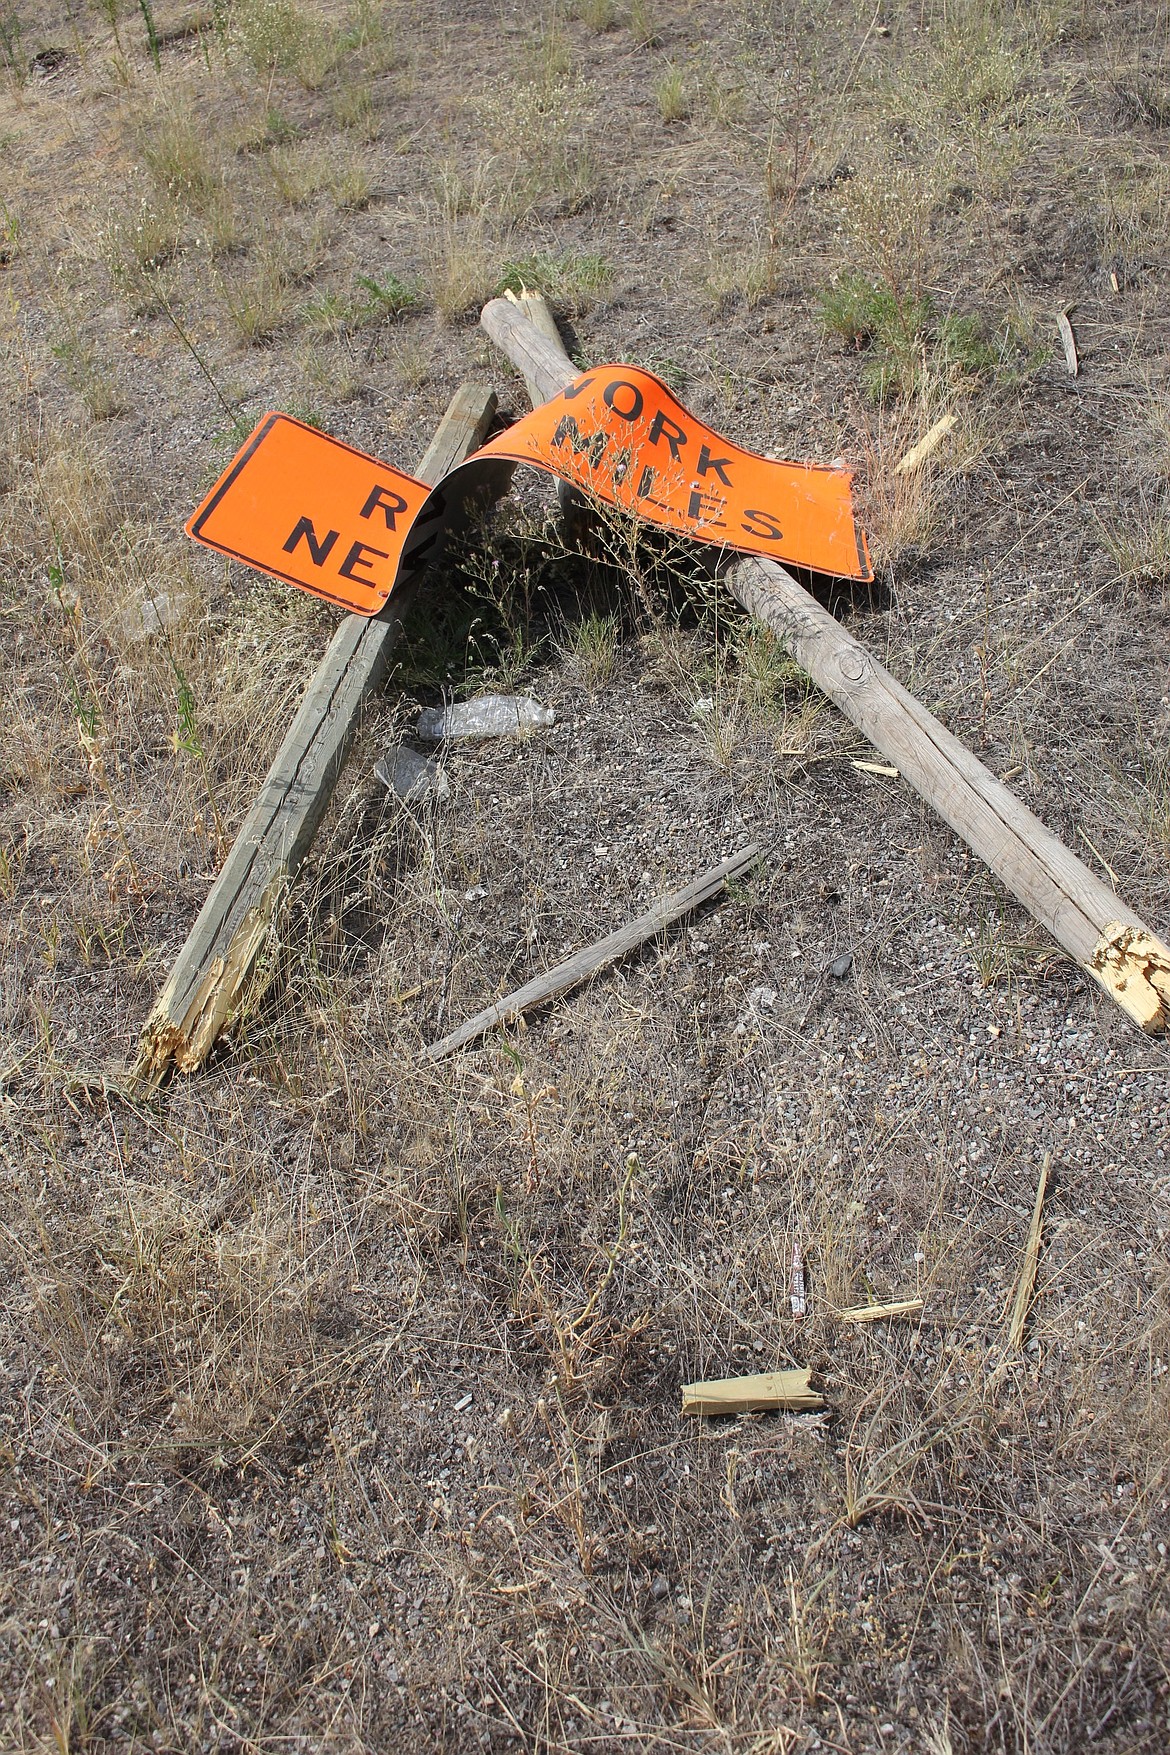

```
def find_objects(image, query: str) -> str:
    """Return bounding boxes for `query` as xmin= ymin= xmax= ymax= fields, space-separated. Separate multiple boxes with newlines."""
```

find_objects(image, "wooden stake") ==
xmin=425 ymin=843 xmax=759 ymax=1059
xmin=135 ymin=383 xmax=501 ymax=1081
xmin=479 ymin=297 xmax=1170 ymax=1033
xmin=1007 ymin=1150 xmax=1053 ymax=1350
xmin=681 ymin=1368 xmax=824 ymax=1416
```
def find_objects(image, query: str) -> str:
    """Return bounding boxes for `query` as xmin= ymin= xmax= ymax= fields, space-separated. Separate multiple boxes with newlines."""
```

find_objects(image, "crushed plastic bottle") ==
xmin=415 ymin=694 xmax=555 ymax=742
xmin=374 ymin=745 xmax=449 ymax=802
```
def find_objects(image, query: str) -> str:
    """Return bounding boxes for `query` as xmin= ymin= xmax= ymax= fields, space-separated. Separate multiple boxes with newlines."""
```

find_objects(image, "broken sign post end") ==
xmin=1088 ymin=920 xmax=1170 ymax=1033
xmin=133 ymin=874 xmax=287 ymax=1084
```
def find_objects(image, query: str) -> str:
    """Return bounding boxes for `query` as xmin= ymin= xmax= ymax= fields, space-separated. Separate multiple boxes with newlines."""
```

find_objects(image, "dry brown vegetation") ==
xmin=1 ymin=0 xmax=1170 ymax=1749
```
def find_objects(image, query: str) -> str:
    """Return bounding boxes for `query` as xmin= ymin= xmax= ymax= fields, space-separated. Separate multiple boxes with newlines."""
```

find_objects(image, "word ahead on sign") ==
xmin=187 ymin=366 xmax=871 ymax=616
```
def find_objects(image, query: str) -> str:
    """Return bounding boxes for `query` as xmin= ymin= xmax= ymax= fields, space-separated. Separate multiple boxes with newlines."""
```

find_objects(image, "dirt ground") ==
xmin=2 ymin=0 xmax=1170 ymax=1749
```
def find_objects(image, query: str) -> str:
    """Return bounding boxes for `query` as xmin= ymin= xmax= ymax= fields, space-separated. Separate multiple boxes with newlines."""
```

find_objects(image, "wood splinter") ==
xmin=838 ymin=1298 xmax=924 ymax=1324
xmin=1007 ymin=1149 xmax=1053 ymax=1350
xmin=681 ymin=1368 xmax=824 ymax=1417
xmin=1089 ymin=922 xmax=1170 ymax=1034
xmin=894 ymin=412 xmax=956 ymax=476
xmin=1057 ymin=309 xmax=1079 ymax=377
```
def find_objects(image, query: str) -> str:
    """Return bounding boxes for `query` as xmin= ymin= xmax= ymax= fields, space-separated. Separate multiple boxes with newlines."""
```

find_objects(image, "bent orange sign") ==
xmin=186 ymin=367 xmax=871 ymax=617
xmin=187 ymin=414 xmax=433 ymax=616
xmin=477 ymin=365 xmax=870 ymax=581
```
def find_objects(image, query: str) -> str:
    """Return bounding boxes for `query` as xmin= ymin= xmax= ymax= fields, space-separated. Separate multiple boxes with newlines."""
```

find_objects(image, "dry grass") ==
xmin=0 ymin=0 xmax=1169 ymax=1748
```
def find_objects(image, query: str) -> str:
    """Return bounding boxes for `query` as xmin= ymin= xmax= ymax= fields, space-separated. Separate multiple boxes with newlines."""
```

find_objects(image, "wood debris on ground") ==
xmin=894 ymin=412 xmax=956 ymax=475
xmin=1057 ymin=308 xmax=1079 ymax=375
xmin=1007 ymin=1149 xmax=1053 ymax=1349
xmin=837 ymin=1298 xmax=925 ymax=1324
xmin=425 ymin=843 xmax=759 ymax=1059
xmin=681 ymin=1369 xmax=824 ymax=1416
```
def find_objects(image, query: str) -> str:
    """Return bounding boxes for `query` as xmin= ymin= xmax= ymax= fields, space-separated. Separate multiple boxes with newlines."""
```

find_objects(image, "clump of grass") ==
xmin=300 ymin=288 xmax=356 ymax=338
xmin=137 ymin=106 xmax=224 ymax=214
xmin=100 ymin=196 xmax=181 ymax=306
xmin=356 ymin=271 xmax=419 ymax=317
xmin=734 ymin=619 xmax=805 ymax=721
xmin=170 ymin=657 xmax=227 ymax=854
xmin=0 ymin=199 xmax=19 ymax=263
xmin=569 ymin=0 xmax=617 ymax=29
xmin=819 ymin=275 xmax=926 ymax=352
xmin=332 ymin=77 xmax=374 ymax=134
xmin=629 ymin=0 xmax=659 ymax=47
xmin=15 ymin=1180 xmax=332 ymax=1468
xmin=51 ymin=329 xmax=122 ymax=420
xmin=834 ymin=160 xmax=946 ymax=312
xmin=0 ymin=3 xmax=25 ymax=86
xmin=305 ymin=271 xmax=417 ymax=337
xmin=1097 ymin=158 xmax=1170 ymax=279
xmin=819 ymin=275 xmax=1020 ymax=403
xmin=481 ymin=69 xmax=598 ymax=217
xmin=656 ymin=64 xmax=690 ymax=122
xmin=229 ymin=0 xmax=337 ymax=89
xmin=429 ymin=170 xmax=503 ymax=323
xmin=1097 ymin=485 xmax=1170 ymax=589
xmin=559 ymin=610 xmax=620 ymax=686
xmin=232 ymin=104 xmax=298 ymax=152
xmin=701 ymin=246 xmax=771 ymax=312
xmin=217 ymin=243 xmax=297 ymax=344
xmin=268 ymin=139 xmax=333 ymax=205
xmin=331 ymin=152 xmax=372 ymax=211
xmin=498 ymin=250 xmax=610 ymax=313
xmin=819 ymin=274 xmax=932 ymax=400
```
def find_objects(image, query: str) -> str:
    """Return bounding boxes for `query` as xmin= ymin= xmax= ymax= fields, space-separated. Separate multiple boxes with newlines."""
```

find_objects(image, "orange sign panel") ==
xmin=186 ymin=414 xmax=433 ymax=616
xmin=477 ymin=365 xmax=871 ymax=583
xmin=186 ymin=369 xmax=871 ymax=618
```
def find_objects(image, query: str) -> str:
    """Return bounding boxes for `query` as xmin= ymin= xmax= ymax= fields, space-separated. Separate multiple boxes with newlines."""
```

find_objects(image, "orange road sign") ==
xmin=477 ymin=365 xmax=870 ymax=582
xmin=186 ymin=414 xmax=434 ymax=616
xmin=186 ymin=368 xmax=871 ymax=617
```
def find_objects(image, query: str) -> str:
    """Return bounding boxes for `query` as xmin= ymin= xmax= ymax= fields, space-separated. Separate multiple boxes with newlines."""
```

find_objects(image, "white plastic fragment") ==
xmin=791 ymin=1241 xmax=807 ymax=1319
xmin=415 ymin=695 xmax=555 ymax=741
xmin=374 ymin=745 xmax=450 ymax=801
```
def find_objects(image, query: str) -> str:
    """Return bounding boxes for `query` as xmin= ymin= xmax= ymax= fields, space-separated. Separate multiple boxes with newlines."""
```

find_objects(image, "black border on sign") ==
xmin=188 ymin=412 xmax=281 ymax=539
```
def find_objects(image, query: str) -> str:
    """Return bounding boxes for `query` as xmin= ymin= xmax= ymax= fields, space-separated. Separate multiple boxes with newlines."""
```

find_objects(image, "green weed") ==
xmin=570 ymin=0 xmax=617 ymax=29
xmin=498 ymin=251 xmax=610 ymax=312
xmin=171 ymin=659 xmax=226 ymax=851
xmin=138 ymin=0 xmax=160 ymax=68
xmin=0 ymin=4 xmax=23 ymax=83
xmin=656 ymin=64 xmax=690 ymax=123
xmin=1097 ymin=486 xmax=1170 ymax=589
xmin=356 ymin=271 xmax=419 ymax=317
xmin=560 ymin=610 xmax=620 ymax=686
xmin=629 ymin=0 xmax=660 ymax=47
xmin=51 ymin=330 xmax=122 ymax=421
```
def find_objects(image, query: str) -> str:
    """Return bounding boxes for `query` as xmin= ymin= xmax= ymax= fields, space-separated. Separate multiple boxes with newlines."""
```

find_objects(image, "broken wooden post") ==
xmin=135 ymin=383 xmax=499 ymax=1081
xmin=479 ymin=296 xmax=1170 ymax=1032
xmin=425 ymin=842 xmax=759 ymax=1059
